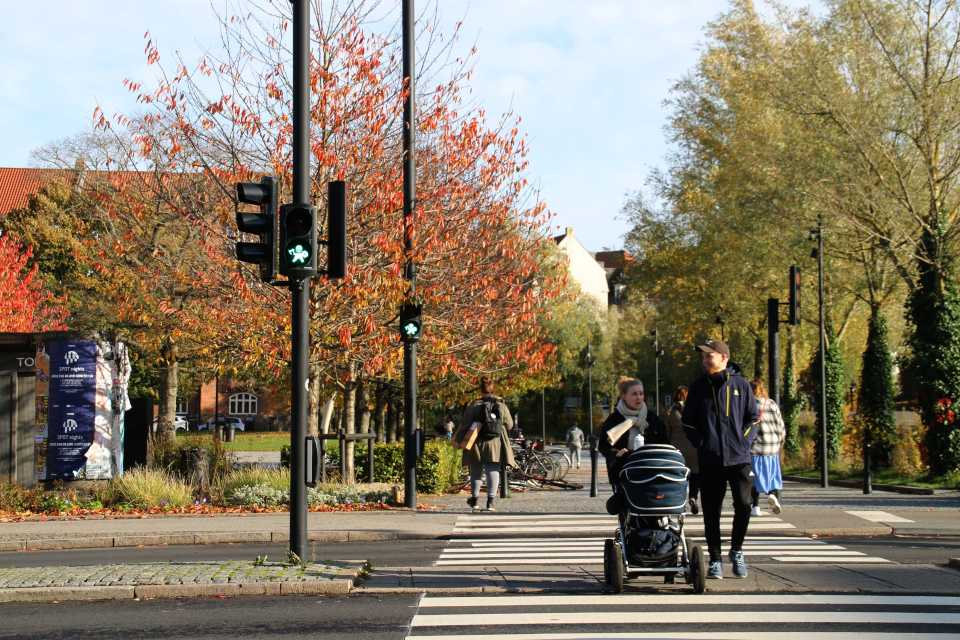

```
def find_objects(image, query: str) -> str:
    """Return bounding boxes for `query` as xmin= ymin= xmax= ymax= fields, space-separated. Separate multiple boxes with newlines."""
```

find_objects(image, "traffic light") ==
xmin=399 ymin=302 xmax=423 ymax=343
xmin=326 ymin=181 xmax=347 ymax=279
xmin=279 ymin=202 xmax=318 ymax=280
xmin=789 ymin=265 xmax=801 ymax=326
xmin=236 ymin=176 xmax=278 ymax=283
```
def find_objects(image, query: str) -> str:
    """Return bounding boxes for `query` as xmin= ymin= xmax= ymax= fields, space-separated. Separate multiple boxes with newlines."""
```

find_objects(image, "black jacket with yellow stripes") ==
xmin=681 ymin=363 xmax=760 ymax=467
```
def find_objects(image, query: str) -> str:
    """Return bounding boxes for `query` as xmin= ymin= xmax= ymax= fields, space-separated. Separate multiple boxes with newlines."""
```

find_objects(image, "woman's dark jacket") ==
xmin=598 ymin=408 xmax=668 ymax=484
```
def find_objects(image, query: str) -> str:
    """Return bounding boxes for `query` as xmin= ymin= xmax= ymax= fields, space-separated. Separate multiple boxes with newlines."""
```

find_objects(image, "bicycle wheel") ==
xmin=539 ymin=453 xmax=562 ymax=480
xmin=548 ymin=451 xmax=570 ymax=479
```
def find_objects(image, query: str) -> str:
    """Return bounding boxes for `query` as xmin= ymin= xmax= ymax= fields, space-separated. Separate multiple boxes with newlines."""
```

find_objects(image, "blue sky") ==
xmin=1 ymin=0 xmax=749 ymax=252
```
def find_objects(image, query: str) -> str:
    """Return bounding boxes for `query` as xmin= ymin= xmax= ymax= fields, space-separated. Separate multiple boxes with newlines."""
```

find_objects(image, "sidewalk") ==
xmin=0 ymin=467 xmax=958 ymax=602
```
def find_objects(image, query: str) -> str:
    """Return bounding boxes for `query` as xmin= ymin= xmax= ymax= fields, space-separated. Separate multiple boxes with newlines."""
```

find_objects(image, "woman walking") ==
xmin=455 ymin=376 xmax=515 ymax=511
xmin=665 ymin=386 xmax=699 ymax=514
xmin=599 ymin=376 xmax=668 ymax=486
xmin=748 ymin=379 xmax=786 ymax=515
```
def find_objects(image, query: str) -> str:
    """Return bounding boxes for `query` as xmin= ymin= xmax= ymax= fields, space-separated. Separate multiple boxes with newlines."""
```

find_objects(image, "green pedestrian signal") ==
xmin=279 ymin=203 xmax=318 ymax=280
xmin=399 ymin=302 xmax=422 ymax=343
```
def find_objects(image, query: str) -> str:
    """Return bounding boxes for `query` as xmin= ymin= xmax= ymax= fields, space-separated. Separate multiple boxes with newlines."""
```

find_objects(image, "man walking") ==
xmin=682 ymin=339 xmax=760 ymax=579
xmin=565 ymin=421 xmax=584 ymax=469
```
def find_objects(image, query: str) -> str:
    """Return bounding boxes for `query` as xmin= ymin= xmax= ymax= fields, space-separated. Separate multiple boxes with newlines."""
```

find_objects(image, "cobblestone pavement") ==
xmin=0 ymin=560 xmax=352 ymax=588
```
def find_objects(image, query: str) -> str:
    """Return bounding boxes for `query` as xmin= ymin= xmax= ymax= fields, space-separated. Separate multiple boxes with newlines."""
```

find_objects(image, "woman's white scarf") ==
xmin=606 ymin=399 xmax=649 ymax=449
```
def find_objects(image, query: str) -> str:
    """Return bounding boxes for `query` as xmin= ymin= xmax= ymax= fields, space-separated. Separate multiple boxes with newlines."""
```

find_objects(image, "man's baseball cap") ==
xmin=696 ymin=339 xmax=730 ymax=358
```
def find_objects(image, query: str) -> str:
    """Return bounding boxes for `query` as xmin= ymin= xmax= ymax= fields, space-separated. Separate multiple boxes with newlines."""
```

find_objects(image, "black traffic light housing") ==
xmin=326 ymin=181 xmax=347 ymax=279
xmin=236 ymin=176 xmax=278 ymax=283
xmin=399 ymin=302 xmax=423 ymax=343
xmin=789 ymin=265 xmax=801 ymax=326
xmin=279 ymin=202 xmax=318 ymax=280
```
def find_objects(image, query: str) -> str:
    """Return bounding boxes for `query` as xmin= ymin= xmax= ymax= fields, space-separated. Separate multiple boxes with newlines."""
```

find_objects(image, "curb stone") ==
xmin=782 ymin=475 xmax=936 ymax=495
xmin=0 ymin=580 xmax=354 ymax=603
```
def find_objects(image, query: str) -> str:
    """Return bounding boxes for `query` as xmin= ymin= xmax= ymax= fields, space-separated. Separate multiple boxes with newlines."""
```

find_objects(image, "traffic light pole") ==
xmin=402 ymin=0 xmax=418 ymax=509
xmin=768 ymin=298 xmax=780 ymax=406
xmin=289 ymin=0 xmax=311 ymax=559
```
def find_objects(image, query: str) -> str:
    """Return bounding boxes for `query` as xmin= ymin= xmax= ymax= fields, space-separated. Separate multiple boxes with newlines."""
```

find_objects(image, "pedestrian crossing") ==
xmin=451 ymin=512 xmax=796 ymax=536
xmin=406 ymin=594 xmax=960 ymax=639
xmin=439 ymin=513 xmax=891 ymax=565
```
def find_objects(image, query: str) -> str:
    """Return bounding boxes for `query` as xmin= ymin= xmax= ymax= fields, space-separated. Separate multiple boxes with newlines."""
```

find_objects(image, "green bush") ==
xmin=228 ymin=482 xmax=392 ymax=507
xmin=326 ymin=439 xmax=462 ymax=493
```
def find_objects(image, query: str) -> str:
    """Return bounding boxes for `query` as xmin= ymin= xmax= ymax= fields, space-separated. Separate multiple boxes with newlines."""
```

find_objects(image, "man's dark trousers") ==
xmin=699 ymin=463 xmax=753 ymax=561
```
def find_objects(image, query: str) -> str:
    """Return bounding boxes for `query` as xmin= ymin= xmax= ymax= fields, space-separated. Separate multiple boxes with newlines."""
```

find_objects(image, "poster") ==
xmin=45 ymin=342 xmax=97 ymax=480
xmin=33 ymin=339 xmax=130 ymax=481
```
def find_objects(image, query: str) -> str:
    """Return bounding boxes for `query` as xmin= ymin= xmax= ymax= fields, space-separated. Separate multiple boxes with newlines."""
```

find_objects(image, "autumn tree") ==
xmin=0 ymin=232 xmax=66 ymax=332
xmin=88 ymin=0 xmax=564 ymax=472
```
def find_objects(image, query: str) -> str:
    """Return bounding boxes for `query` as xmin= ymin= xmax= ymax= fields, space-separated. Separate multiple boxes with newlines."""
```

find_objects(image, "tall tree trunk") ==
xmin=355 ymin=379 xmax=371 ymax=434
xmin=157 ymin=339 xmax=179 ymax=448
xmin=308 ymin=362 xmax=321 ymax=437
xmin=343 ymin=363 xmax=357 ymax=483
xmin=373 ymin=383 xmax=387 ymax=443
xmin=386 ymin=393 xmax=398 ymax=443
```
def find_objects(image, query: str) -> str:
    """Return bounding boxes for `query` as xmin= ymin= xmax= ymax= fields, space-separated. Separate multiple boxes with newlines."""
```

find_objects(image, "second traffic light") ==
xmin=789 ymin=266 xmax=801 ymax=326
xmin=236 ymin=176 xmax=279 ymax=284
xmin=279 ymin=202 xmax=318 ymax=280
xmin=399 ymin=302 xmax=423 ymax=343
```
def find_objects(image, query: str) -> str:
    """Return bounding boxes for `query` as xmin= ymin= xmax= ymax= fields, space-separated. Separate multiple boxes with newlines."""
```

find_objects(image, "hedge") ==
xmin=281 ymin=438 xmax=462 ymax=493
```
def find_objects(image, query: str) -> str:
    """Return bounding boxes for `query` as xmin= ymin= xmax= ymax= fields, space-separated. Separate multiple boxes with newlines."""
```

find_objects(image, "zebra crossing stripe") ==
xmin=409 ymin=633 xmax=947 ymax=639
xmin=410 ymin=611 xmax=960 ymax=626
xmin=417 ymin=594 xmax=960 ymax=606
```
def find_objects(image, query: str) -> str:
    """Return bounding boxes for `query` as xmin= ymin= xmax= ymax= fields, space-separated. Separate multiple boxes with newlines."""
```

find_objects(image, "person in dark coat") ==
xmin=682 ymin=338 xmax=760 ymax=581
xmin=454 ymin=376 xmax=515 ymax=511
xmin=665 ymin=385 xmax=699 ymax=514
xmin=599 ymin=376 xmax=669 ymax=486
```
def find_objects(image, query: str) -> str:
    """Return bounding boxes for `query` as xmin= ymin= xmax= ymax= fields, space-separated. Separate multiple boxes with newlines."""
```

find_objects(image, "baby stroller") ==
xmin=602 ymin=444 xmax=706 ymax=593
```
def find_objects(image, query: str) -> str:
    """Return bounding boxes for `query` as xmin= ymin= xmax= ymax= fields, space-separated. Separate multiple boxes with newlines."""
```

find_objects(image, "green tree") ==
xmin=904 ymin=236 xmax=960 ymax=474
xmin=813 ymin=325 xmax=846 ymax=463
xmin=857 ymin=306 xmax=898 ymax=467
xmin=781 ymin=330 xmax=803 ymax=456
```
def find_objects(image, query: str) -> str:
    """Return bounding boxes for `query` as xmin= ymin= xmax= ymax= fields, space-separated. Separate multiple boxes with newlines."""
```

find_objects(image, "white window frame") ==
xmin=176 ymin=399 xmax=189 ymax=415
xmin=229 ymin=392 xmax=258 ymax=416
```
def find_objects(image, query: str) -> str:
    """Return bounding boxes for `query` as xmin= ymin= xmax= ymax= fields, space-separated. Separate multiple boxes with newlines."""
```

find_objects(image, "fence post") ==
xmin=367 ymin=436 xmax=375 ymax=483
xmin=589 ymin=436 xmax=600 ymax=498
xmin=863 ymin=442 xmax=872 ymax=495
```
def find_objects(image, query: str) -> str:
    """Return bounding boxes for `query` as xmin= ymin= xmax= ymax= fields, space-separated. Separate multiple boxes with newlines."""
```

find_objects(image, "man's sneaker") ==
xmin=688 ymin=498 xmax=699 ymax=515
xmin=707 ymin=560 xmax=723 ymax=579
xmin=768 ymin=494 xmax=782 ymax=515
xmin=729 ymin=550 xmax=748 ymax=578
xmin=466 ymin=496 xmax=480 ymax=510
xmin=750 ymin=506 xmax=763 ymax=517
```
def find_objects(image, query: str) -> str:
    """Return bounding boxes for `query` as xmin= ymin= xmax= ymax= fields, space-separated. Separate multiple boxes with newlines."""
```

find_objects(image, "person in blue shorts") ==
xmin=748 ymin=379 xmax=785 ymax=516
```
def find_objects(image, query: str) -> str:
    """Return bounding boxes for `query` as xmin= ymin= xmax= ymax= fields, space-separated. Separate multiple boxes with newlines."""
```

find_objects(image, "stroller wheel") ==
xmin=690 ymin=545 xmax=707 ymax=594
xmin=603 ymin=539 xmax=614 ymax=585
xmin=610 ymin=542 xmax=625 ymax=594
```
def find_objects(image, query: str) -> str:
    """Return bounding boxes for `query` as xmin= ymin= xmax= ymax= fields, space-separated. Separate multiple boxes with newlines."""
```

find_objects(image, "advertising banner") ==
xmin=34 ymin=339 xmax=130 ymax=481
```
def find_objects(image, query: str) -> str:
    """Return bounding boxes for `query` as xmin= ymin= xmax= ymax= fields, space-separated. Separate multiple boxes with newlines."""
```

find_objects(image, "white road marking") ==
xmin=845 ymin=511 xmax=915 ymax=523
xmin=417 ymin=593 xmax=960 ymax=607
xmin=410 ymin=611 xmax=958 ymax=626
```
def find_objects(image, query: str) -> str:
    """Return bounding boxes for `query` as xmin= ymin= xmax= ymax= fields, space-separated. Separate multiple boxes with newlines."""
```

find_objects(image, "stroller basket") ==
xmin=619 ymin=445 xmax=690 ymax=514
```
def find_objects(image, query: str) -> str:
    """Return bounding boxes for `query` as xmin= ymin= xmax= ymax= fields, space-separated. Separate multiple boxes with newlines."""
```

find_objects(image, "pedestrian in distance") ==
xmin=665 ymin=385 xmax=700 ymax=514
xmin=599 ymin=376 xmax=669 ymax=487
xmin=681 ymin=339 xmax=760 ymax=580
xmin=565 ymin=421 xmax=585 ymax=469
xmin=454 ymin=376 xmax=515 ymax=512
xmin=748 ymin=379 xmax=786 ymax=516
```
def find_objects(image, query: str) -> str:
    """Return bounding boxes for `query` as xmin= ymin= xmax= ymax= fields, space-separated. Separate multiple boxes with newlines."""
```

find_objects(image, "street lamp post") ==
xmin=650 ymin=328 xmax=665 ymax=416
xmin=810 ymin=215 xmax=828 ymax=488
xmin=586 ymin=341 xmax=594 ymax=436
